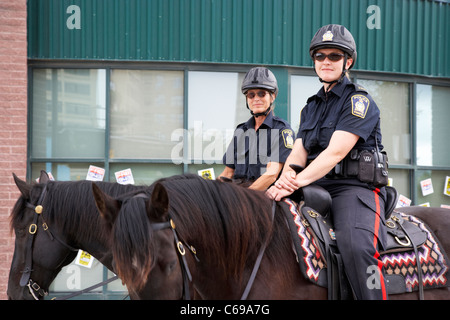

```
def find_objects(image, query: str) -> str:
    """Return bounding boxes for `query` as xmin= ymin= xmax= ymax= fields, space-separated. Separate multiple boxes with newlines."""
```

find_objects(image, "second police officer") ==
xmin=219 ymin=67 xmax=295 ymax=191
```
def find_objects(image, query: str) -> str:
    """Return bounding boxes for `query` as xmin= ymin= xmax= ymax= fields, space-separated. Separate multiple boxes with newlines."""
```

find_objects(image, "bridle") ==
xmin=18 ymin=185 xmax=273 ymax=300
xmin=128 ymin=193 xmax=197 ymax=300
xmin=19 ymin=183 xmax=79 ymax=300
xmin=20 ymin=183 xmax=125 ymax=300
xmin=132 ymin=193 xmax=276 ymax=300
xmin=18 ymin=185 xmax=195 ymax=300
xmin=150 ymin=217 xmax=196 ymax=300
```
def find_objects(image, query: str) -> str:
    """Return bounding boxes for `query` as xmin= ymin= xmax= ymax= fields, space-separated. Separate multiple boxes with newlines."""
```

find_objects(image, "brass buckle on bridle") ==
xmin=29 ymin=224 xmax=37 ymax=234
xmin=177 ymin=241 xmax=186 ymax=255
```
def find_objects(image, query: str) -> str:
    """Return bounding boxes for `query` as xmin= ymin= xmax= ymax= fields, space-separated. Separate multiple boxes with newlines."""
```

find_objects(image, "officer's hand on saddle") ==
xmin=274 ymin=166 xmax=301 ymax=192
xmin=266 ymin=186 xmax=294 ymax=201
xmin=266 ymin=164 xmax=303 ymax=201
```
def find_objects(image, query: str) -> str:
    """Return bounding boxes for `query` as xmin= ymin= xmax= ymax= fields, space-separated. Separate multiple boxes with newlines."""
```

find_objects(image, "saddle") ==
xmin=284 ymin=184 xmax=450 ymax=299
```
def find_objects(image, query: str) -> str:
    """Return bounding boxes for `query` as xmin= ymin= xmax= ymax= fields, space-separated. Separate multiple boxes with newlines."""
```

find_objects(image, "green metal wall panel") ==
xmin=28 ymin=0 xmax=449 ymax=77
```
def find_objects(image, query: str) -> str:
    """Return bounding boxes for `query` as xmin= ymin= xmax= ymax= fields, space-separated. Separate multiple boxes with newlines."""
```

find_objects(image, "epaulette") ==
xmin=353 ymin=84 xmax=368 ymax=94
xmin=273 ymin=115 xmax=290 ymax=126
xmin=306 ymin=94 xmax=317 ymax=104
xmin=236 ymin=121 xmax=246 ymax=129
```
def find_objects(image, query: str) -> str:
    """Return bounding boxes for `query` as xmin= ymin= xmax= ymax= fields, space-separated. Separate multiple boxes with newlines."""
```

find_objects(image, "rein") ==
xmin=240 ymin=201 xmax=276 ymax=300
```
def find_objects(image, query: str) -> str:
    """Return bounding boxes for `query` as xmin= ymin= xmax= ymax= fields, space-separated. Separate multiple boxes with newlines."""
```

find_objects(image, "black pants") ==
xmin=325 ymin=183 xmax=388 ymax=300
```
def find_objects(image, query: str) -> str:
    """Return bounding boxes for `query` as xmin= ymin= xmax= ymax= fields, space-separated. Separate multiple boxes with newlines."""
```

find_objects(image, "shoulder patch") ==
xmin=282 ymin=129 xmax=294 ymax=149
xmin=351 ymin=95 xmax=370 ymax=119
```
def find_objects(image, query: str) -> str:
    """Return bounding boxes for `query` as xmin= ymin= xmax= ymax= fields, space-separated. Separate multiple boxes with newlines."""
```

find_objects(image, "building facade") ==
xmin=0 ymin=0 xmax=27 ymax=300
xmin=0 ymin=0 xmax=449 ymax=299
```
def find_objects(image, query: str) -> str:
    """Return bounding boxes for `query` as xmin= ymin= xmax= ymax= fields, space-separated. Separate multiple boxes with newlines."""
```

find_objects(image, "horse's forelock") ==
xmin=10 ymin=182 xmax=47 ymax=233
xmin=112 ymin=196 xmax=155 ymax=291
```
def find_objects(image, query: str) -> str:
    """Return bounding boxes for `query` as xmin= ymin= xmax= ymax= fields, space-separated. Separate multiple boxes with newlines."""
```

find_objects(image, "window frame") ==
xmin=27 ymin=61 xmax=256 ymax=182
xmin=28 ymin=60 xmax=450 ymax=200
xmin=28 ymin=61 xmax=450 ymax=299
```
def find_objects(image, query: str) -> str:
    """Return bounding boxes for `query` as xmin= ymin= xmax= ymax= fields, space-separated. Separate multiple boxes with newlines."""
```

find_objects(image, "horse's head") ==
xmin=8 ymin=171 xmax=78 ymax=300
xmin=92 ymin=182 xmax=183 ymax=299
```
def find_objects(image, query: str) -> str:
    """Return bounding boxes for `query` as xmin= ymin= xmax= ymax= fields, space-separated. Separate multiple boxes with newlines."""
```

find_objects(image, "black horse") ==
xmin=94 ymin=174 xmax=450 ymax=299
xmin=7 ymin=171 xmax=182 ymax=300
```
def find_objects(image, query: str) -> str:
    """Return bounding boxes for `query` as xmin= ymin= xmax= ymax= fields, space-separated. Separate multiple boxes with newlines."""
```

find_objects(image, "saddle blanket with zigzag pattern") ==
xmin=283 ymin=198 xmax=450 ymax=294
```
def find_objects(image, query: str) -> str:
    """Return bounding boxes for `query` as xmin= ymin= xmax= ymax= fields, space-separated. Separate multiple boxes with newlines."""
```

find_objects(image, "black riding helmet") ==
xmin=310 ymin=24 xmax=357 ymax=86
xmin=241 ymin=67 xmax=278 ymax=117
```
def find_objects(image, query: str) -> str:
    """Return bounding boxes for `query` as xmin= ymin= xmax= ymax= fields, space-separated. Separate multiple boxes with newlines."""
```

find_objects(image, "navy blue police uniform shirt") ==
xmin=223 ymin=111 xmax=294 ymax=181
xmin=296 ymin=76 xmax=383 ymax=162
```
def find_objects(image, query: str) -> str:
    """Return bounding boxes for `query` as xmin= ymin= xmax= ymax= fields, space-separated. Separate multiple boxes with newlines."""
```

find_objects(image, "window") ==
xmin=356 ymin=80 xmax=411 ymax=166
xmin=415 ymin=170 xmax=450 ymax=208
xmin=356 ymin=79 xmax=413 ymax=203
xmin=416 ymin=85 xmax=450 ymax=167
xmin=32 ymin=69 xmax=106 ymax=160
xmin=415 ymin=85 xmax=450 ymax=208
xmin=289 ymin=76 xmax=450 ymax=208
xmin=109 ymin=70 xmax=184 ymax=160
xmin=186 ymin=71 xmax=247 ymax=164
xmin=30 ymin=67 xmax=249 ymax=298
xmin=289 ymin=75 xmax=321 ymax=131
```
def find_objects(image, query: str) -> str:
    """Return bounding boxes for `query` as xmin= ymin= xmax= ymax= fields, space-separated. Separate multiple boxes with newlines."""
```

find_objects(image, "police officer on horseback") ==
xmin=267 ymin=24 xmax=389 ymax=299
xmin=219 ymin=67 xmax=295 ymax=191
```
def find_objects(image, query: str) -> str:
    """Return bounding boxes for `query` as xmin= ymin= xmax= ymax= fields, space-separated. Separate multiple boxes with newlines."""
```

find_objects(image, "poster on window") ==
xmin=198 ymin=168 xmax=215 ymax=180
xmin=444 ymin=176 xmax=450 ymax=197
xmin=418 ymin=202 xmax=430 ymax=207
xmin=86 ymin=165 xmax=105 ymax=181
xmin=115 ymin=168 xmax=135 ymax=185
xmin=74 ymin=250 xmax=94 ymax=269
xmin=396 ymin=194 xmax=412 ymax=208
xmin=420 ymin=178 xmax=434 ymax=196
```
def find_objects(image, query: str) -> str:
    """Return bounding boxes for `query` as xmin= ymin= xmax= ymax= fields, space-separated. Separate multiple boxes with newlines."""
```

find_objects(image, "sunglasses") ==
xmin=246 ymin=90 xmax=269 ymax=99
xmin=313 ymin=52 xmax=345 ymax=62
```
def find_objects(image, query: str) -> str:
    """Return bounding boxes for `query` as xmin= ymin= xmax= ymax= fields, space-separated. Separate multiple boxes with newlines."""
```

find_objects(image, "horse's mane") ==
xmin=11 ymin=180 xmax=144 ymax=244
xmin=163 ymin=175 xmax=275 ymax=277
xmin=111 ymin=174 xmax=280 ymax=290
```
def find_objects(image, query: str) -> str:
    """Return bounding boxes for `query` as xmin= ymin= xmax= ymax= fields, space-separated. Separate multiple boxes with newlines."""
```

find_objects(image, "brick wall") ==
xmin=0 ymin=0 xmax=27 ymax=300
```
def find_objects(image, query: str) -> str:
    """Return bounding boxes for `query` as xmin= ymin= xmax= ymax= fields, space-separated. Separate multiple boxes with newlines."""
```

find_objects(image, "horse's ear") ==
xmin=92 ymin=183 xmax=121 ymax=226
xmin=13 ymin=173 xmax=31 ymax=199
xmin=39 ymin=170 xmax=50 ymax=184
xmin=149 ymin=182 xmax=169 ymax=219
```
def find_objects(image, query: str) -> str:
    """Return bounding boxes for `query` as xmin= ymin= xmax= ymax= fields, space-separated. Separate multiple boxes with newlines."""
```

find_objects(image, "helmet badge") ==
xmin=322 ymin=30 xmax=334 ymax=41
